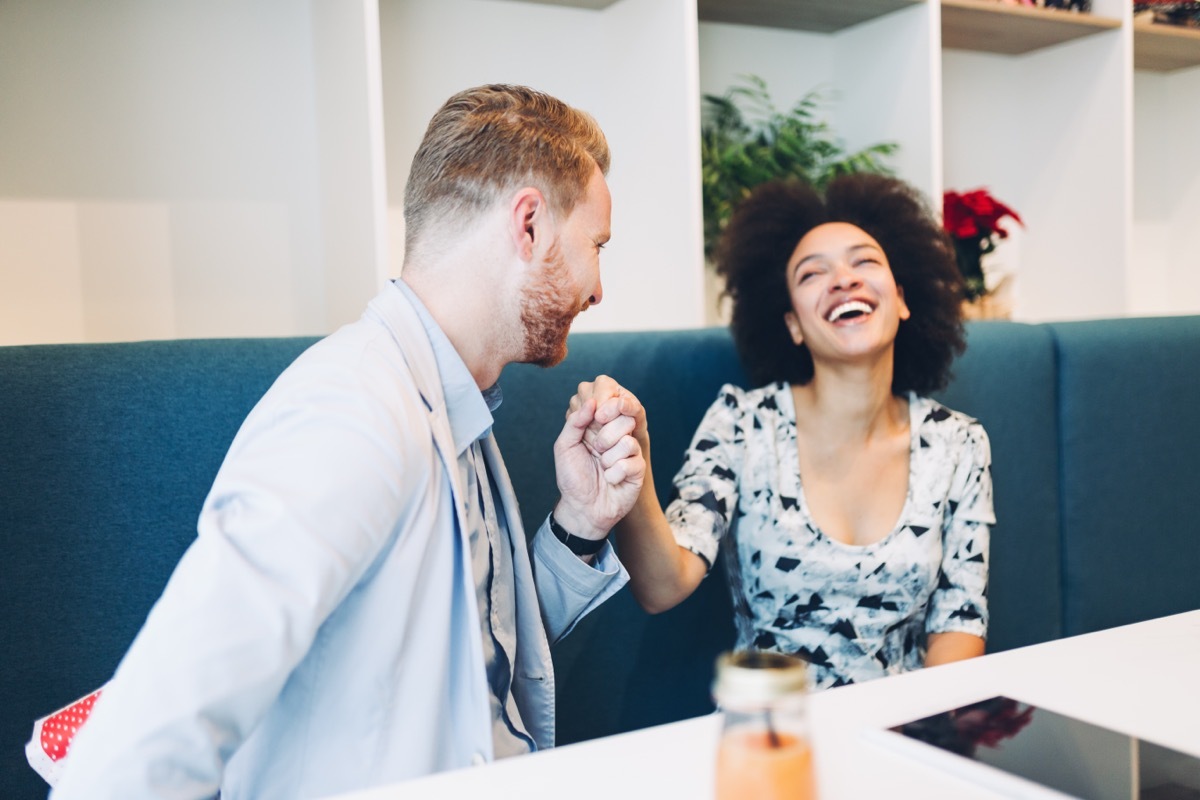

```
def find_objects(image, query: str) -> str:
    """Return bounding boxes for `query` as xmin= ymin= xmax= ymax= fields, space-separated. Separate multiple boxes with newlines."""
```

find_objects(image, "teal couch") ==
xmin=3 ymin=318 xmax=1199 ymax=798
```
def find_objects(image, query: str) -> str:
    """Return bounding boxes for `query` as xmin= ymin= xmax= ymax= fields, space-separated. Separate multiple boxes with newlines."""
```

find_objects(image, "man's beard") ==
xmin=518 ymin=243 xmax=584 ymax=368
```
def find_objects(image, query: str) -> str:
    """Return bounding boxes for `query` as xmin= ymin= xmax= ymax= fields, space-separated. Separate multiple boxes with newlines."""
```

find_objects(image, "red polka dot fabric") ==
xmin=26 ymin=684 xmax=107 ymax=787
xmin=41 ymin=689 xmax=101 ymax=761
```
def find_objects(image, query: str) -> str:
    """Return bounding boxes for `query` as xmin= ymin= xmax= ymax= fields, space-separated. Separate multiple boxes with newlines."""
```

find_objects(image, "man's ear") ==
xmin=510 ymin=187 xmax=548 ymax=262
xmin=784 ymin=311 xmax=804 ymax=346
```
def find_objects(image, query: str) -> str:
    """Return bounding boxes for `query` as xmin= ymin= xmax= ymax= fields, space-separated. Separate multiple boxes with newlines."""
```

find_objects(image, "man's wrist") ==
xmin=550 ymin=502 xmax=608 ymax=540
xmin=548 ymin=511 xmax=608 ymax=556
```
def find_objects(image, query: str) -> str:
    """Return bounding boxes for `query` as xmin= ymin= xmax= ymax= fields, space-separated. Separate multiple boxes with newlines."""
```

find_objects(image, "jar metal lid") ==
xmin=712 ymin=650 xmax=809 ymax=706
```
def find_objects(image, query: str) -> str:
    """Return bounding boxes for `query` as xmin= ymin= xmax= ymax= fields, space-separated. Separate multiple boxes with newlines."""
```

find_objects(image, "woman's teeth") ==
xmin=827 ymin=300 xmax=873 ymax=322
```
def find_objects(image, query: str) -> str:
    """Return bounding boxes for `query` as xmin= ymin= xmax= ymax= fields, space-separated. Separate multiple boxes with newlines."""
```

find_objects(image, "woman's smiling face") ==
xmin=783 ymin=221 xmax=911 ymax=364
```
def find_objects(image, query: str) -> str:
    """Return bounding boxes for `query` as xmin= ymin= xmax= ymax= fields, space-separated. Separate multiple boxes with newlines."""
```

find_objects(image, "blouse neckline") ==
xmin=780 ymin=385 xmax=920 ymax=553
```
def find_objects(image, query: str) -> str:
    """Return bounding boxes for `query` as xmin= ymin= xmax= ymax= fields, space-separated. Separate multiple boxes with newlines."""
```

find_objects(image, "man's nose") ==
xmin=588 ymin=279 xmax=603 ymax=307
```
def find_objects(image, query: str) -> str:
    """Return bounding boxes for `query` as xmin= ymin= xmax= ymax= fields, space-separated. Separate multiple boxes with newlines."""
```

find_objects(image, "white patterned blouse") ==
xmin=668 ymin=383 xmax=994 ymax=690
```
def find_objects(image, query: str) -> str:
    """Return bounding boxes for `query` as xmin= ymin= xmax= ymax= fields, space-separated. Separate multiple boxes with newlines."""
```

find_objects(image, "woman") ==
xmin=584 ymin=174 xmax=993 ymax=690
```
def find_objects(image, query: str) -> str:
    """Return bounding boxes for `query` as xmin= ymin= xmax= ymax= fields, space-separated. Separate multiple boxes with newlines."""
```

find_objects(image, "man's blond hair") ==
xmin=404 ymin=85 xmax=610 ymax=259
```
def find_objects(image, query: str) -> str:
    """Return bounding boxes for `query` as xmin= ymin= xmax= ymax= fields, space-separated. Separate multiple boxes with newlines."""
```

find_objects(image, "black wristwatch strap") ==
xmin=549 ymin=514 xmax=608 ymax=556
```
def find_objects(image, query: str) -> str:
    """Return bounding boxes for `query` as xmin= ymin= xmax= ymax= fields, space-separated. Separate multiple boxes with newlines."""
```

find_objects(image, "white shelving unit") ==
xmin=2 ymin=0 xmax=1198 ymax=345
xmin=698 ymin=0 xmax=1199 ymax=322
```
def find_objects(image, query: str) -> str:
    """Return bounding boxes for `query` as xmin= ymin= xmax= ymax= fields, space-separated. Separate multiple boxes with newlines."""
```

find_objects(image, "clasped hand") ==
xmin=552 ymin=375 xmax=648 ymax=542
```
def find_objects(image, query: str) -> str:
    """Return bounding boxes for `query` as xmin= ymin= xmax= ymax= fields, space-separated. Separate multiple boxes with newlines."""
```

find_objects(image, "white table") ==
xmin=326 ymin=611 xmax=1200 ymax=799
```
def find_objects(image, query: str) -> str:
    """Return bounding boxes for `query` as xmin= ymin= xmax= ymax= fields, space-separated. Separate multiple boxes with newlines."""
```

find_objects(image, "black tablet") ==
xmin=871 ymin=695 xmax=1200 ymax=799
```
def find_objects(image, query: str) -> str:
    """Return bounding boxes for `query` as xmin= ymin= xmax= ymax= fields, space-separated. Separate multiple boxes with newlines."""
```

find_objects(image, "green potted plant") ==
xmin=701 ymin=75 xmax=899 ymax=260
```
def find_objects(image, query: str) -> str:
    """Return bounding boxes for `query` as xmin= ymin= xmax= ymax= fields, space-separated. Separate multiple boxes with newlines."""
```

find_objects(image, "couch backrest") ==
xmin=933 ymin=321 xmax=1064 ymax=653
xmin=1049 ymin=317 xmax=1200 ymax=636
xmin=0 ymin=337 xmax=316 ymax=800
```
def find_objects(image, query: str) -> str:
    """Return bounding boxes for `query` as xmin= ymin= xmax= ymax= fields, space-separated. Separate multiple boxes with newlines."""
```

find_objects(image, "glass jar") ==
xmin=713 ymin=650 xmax=816 ymax=800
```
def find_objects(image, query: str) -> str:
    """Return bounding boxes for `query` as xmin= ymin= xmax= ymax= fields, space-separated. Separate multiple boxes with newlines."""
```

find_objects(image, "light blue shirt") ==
xmin=398 ymin=282 xmax=533 ymax=758
xmin=51 ymin=281 xmax=627 ymax=800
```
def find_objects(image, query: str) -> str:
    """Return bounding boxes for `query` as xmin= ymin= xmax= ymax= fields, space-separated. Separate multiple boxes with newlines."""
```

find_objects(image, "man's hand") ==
xmin=552 ymin=376 xmax=647 ymax=542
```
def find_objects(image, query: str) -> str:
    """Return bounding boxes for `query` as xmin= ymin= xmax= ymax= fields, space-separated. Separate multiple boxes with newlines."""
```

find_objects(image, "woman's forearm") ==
xmin=924 ymin=631 xmax=985 ymax=667
xmin=613 ymin=447 xmax=708 ymax=614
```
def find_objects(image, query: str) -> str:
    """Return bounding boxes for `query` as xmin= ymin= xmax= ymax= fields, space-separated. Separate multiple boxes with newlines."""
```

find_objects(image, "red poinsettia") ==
xmin=943 ymin=189 xmax=1023 ymax=241
xmin=943 ymin=188 xmax=1024 ymax=301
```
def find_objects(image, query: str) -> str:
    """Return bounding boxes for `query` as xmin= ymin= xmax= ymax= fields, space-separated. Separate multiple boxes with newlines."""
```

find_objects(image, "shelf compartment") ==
xmin=1134 ymin=22 xmax=1200 ymax=72
xmin=494 ymin=0 xmax=620 ymax=8
xmin=941 ymin=0 xmax=1120 ymax=55
xmin=697 ymin=0 xmax=924 ymax=34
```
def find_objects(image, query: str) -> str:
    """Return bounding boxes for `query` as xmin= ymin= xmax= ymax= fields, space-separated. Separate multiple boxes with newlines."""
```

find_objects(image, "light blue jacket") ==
xmin=52 ymin=282 xmax=628 ymax=800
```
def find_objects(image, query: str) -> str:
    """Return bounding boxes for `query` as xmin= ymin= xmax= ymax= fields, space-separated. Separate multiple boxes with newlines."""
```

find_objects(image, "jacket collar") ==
xmin=389 ymin=281 xmax=499 ymax=456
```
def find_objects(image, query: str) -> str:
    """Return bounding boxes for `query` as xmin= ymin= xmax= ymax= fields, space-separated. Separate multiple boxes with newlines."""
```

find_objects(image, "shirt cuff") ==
xmin=531 ymin=517 xmax=628 ymax=643
xmin=534 ymin=517 xmax=621 ymax=583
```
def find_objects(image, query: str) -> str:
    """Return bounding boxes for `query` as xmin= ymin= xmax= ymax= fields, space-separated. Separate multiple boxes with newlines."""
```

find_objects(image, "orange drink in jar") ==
xmin=715 ymin=728 xmax=814 ymax=800
xmin=712 ymin=651 xmax=816 ymax=800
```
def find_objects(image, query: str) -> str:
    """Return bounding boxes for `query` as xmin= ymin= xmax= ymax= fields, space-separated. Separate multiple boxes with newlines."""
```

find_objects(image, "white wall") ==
xmin=312 ymin=0 xmax=392 ymax=331
xmin=379 ymin=0 xmax=705 ymax=333
xmin=698 ymin=22 xmax=837 ymax=111
xmin=835 ymin=4 xmax=940 ymax=200
xmin=0 ymin=0 xmax=382 ymax=345
xmin=1132 ymin=66 xmax=1200 ymax=316
xmin=0 ymin=200 xmax=87 ymax=343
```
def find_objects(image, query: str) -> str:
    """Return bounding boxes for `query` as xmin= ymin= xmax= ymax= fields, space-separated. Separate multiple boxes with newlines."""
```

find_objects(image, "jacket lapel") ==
xmin=480 ymin=435 xmax=555 ymax=749
xmin=368 ymin=284 xmax=469 ymax=522
xmin=366 ymin=283 xmax=494 ymax=746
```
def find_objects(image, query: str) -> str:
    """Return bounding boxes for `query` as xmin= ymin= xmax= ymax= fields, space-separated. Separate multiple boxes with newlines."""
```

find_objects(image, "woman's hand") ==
xmin=566 ymin=375 xmax=649 ymax=454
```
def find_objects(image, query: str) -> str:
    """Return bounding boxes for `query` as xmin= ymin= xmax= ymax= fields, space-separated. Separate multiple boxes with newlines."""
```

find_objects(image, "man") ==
xmin=51 ymin=84 xmax=644 ymax=799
